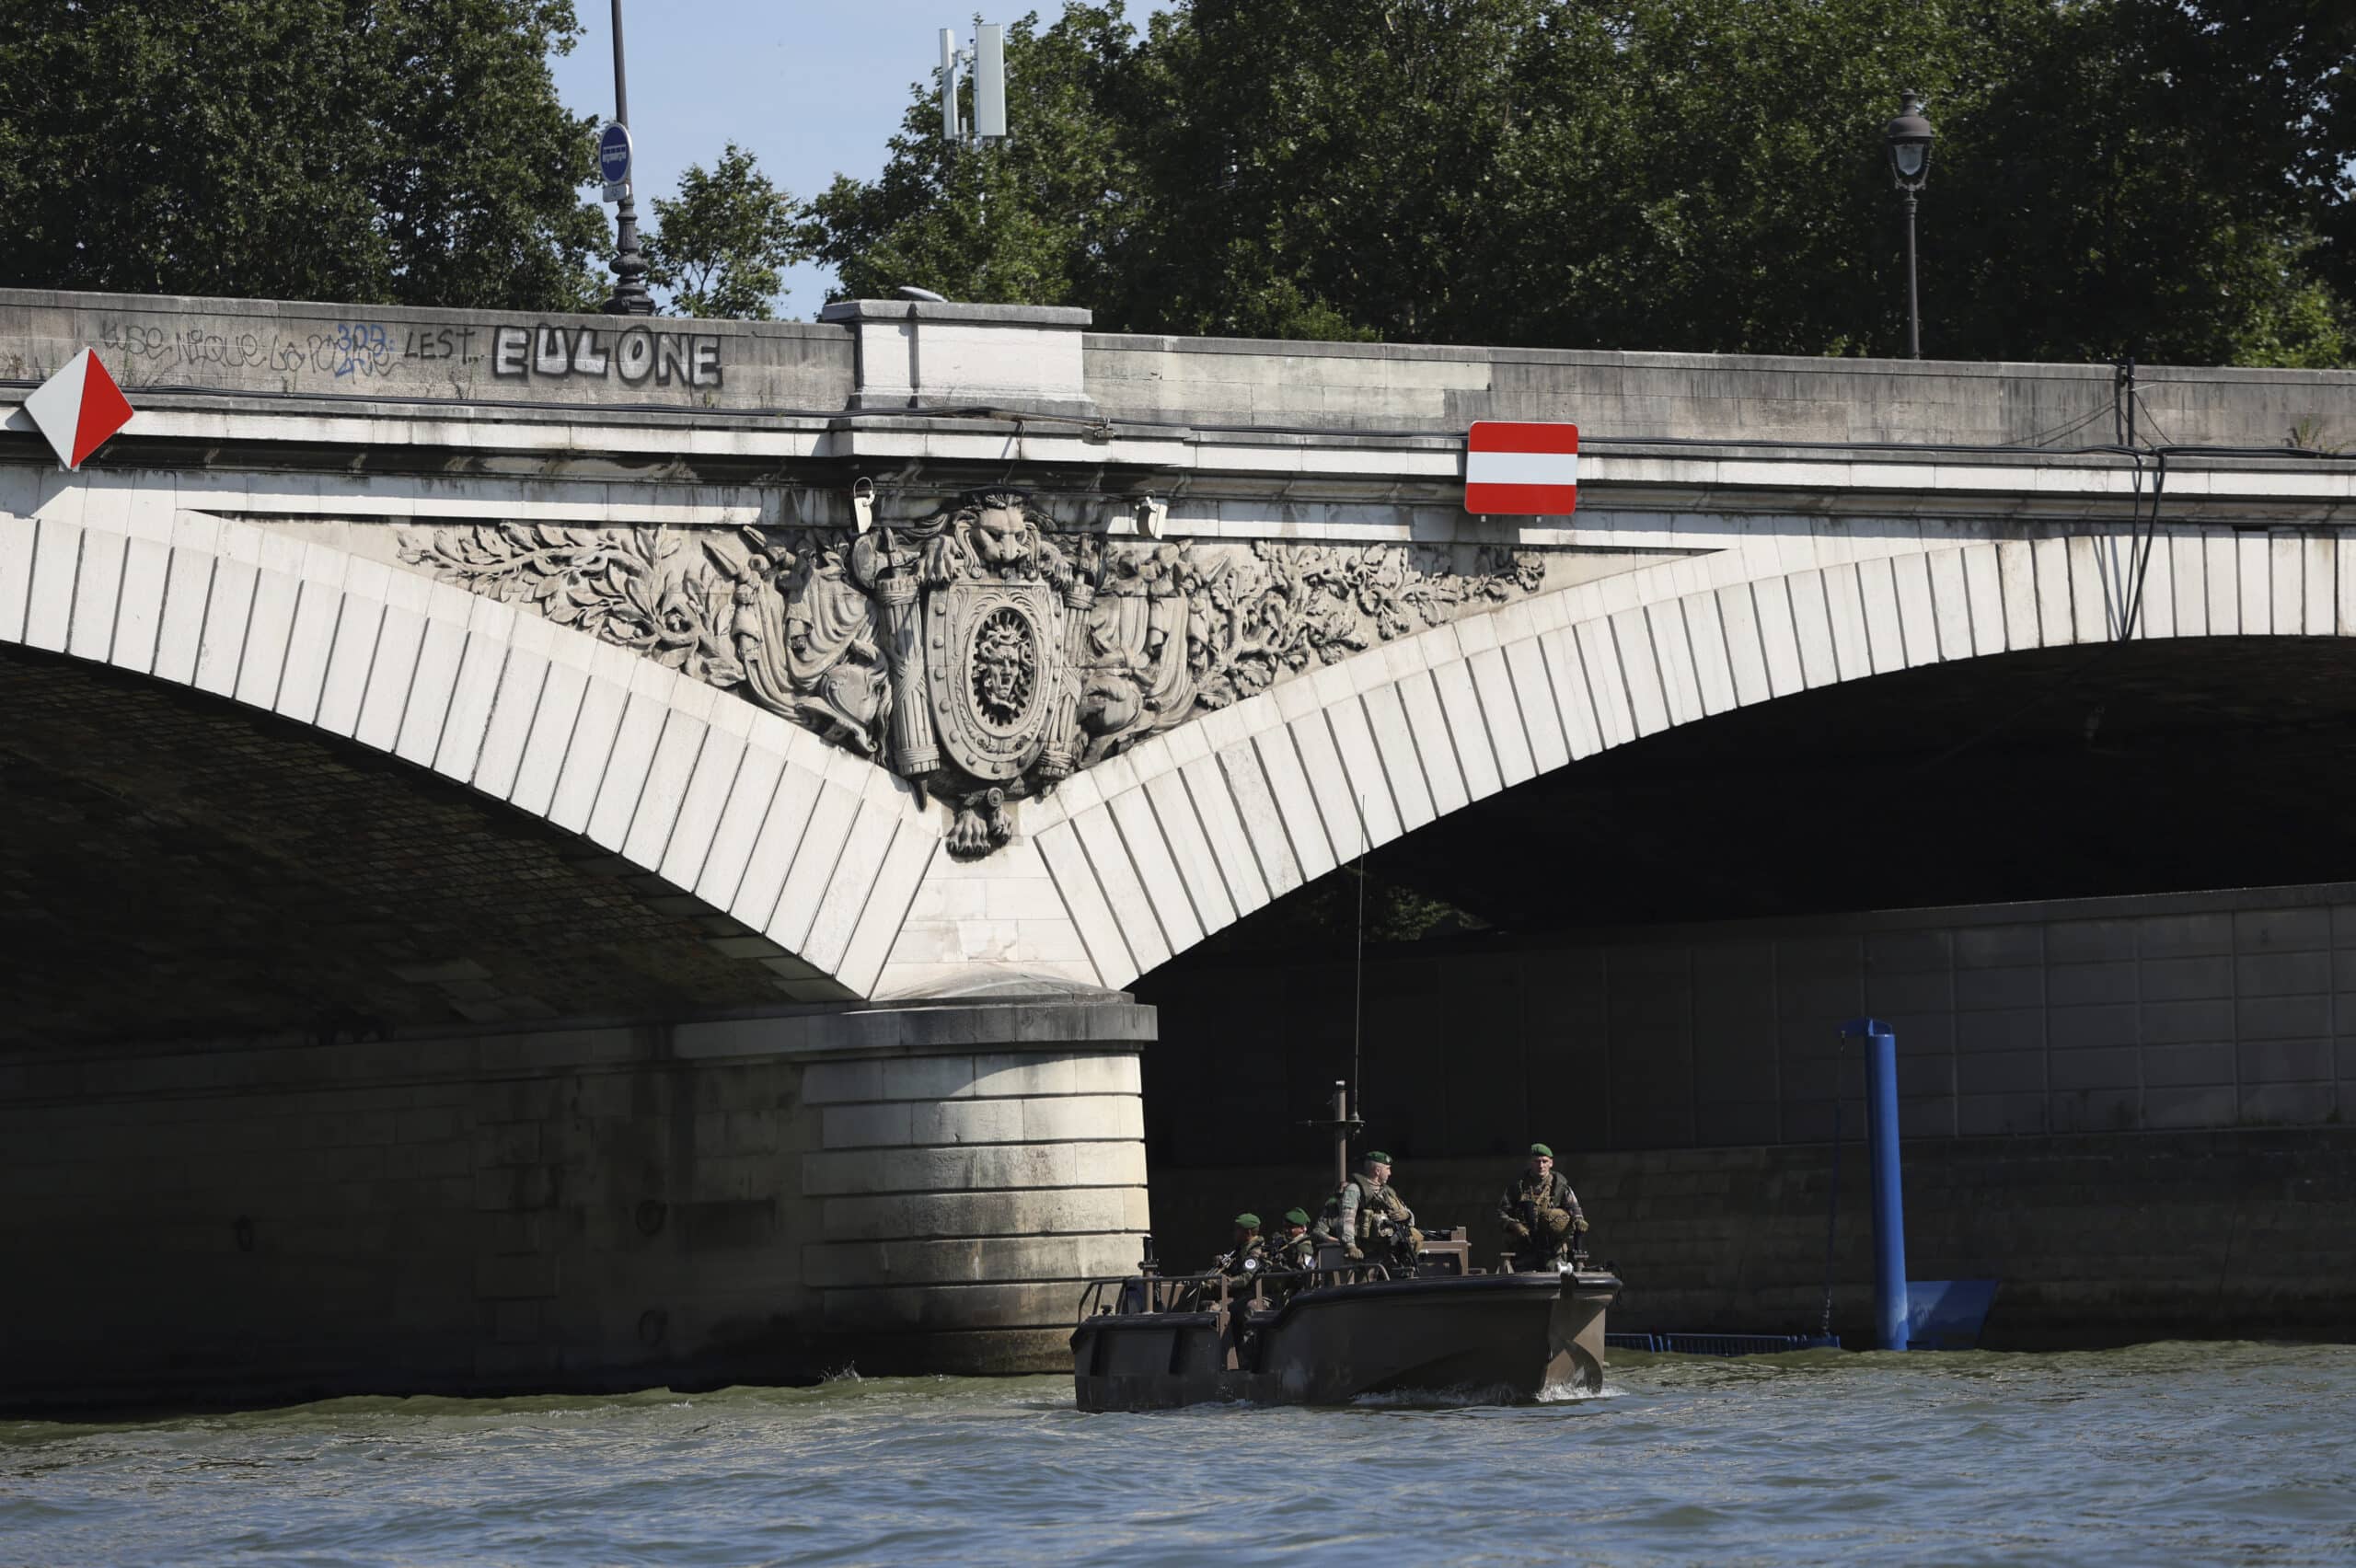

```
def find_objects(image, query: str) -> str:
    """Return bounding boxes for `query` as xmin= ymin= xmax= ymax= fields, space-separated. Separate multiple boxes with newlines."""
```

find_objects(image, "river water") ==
xmin=4 ymin=1343 xmax=2351 ymax=1566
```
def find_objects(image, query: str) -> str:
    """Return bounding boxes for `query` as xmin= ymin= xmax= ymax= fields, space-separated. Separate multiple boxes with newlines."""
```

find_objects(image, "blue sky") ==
xmin=547 ymin=3 xmax=1176 ymax=317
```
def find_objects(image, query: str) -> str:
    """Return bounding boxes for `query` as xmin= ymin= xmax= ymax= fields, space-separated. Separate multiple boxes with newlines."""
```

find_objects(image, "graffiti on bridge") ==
xmin=88 ymin=317 xmax=726 ymax=390
xmin=490 ymin=325 xmax=722 ymax=388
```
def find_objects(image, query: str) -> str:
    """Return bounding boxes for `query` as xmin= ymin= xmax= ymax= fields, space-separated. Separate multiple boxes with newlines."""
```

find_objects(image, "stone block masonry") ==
xmin=0 ymin=994 xmax=1152 ymax=1412
xmin=1152 ymin=1128 xmax=2356 ymax=1347
xmin=1146 ymin=881 xmax=2356 ymax=1180
xmin=1141 ymin=882 xmax=2356 ymax=1346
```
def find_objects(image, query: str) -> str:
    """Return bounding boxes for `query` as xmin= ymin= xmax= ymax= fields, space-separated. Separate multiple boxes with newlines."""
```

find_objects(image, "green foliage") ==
xmin=0 ymin=0 xmax=607 ymax=310
xmin=802 ymin=6 xmax=1144 ymax=307
xmin=645 ymin=143 xmax=804 ymax=318
xmin=809 ymin=0 xmax=2356 ymax=368
xmin=1201 ymin=866 xmax=1487 ymax=958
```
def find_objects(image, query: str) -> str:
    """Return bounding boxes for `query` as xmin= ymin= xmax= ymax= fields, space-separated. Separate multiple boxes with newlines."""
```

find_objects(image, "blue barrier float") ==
xmin=1602 ymin=1020 xmax=2001 ymax=1362
xmin=1842 ymin=1016 xmax=1911 ymax=1351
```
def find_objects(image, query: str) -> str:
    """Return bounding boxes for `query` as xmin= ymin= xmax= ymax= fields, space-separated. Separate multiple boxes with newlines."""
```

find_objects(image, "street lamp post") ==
xmin=603 ymin=0 xmax=653 ymax=317
xmin=1883 ymin=90 xmax=1934 ymax=359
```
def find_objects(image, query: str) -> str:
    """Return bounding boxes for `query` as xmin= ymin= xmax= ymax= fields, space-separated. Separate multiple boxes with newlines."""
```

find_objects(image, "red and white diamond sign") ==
xmin=1465 ymin=421 xmax=1579 ymax=515
xmin=22 ymin=349 xmax=134 ymax=471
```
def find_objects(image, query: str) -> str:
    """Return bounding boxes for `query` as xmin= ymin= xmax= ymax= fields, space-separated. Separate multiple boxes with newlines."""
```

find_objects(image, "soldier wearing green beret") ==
xmin=1268 ymin=1206 xmax=1316 ymax=1271
xmin=1498 ymin=1142 xmax=1587 ymax=1271
xmin=1312 ymin=1151 xmax=1421 ymax=1269
xmin=1212 ymin=1212 xmax=1267 ymax=1278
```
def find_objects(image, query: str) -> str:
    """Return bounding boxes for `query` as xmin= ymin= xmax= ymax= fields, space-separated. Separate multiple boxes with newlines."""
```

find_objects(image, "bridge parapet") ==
xmin=9 ymin=285 xmax=2355 ymax=447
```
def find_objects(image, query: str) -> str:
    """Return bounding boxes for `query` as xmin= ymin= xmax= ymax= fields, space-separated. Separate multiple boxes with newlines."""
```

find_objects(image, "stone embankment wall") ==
xmin=1152 ymin=1128 xmax=2356 ymax=1347
xmin=1141 ymin=882 xmax=2356 ymax=1344
xmin=1146 ymin=882 xmax=2356 ymax=1171
xmin=0 ymin=999 xmax=1149 ymax=1412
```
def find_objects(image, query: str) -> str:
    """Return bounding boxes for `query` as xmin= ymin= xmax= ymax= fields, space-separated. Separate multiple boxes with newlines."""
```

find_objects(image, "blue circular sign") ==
xmin=597 ymin=122 xmax=633 ymax=186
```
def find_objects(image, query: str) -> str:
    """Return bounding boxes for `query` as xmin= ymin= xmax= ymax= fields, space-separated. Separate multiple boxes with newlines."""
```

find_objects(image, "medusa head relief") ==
xmin=970 ymin=606 xmax=1038 ymax=729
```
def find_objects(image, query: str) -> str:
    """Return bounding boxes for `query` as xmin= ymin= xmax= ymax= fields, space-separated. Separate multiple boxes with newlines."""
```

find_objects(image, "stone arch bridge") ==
xmin=3 ymin=288 xmax=2352 ymax=1406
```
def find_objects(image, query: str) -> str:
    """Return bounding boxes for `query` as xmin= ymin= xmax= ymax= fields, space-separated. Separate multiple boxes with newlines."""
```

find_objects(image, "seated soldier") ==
xmin=1267 ymin=1207 xmax=1316 ymax=1271
xmin=1211 ymin=1212 xmax=1266 ymax=1279
xmin=1497 ymin=1142 xmax=1588 ymax=1271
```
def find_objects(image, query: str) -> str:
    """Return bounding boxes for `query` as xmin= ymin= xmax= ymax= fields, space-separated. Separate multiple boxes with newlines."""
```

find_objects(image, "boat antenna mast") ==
xmin=1352 ymin=792 xmax=1366 ymax=1133
xmin=1313 ymin=1080 xmax=1365 ymax=1192
xmin=1334 ymin=796 xmax=1374 ymax=1188
xmin=1302 ymin=797 xmax=1372 ymax=1189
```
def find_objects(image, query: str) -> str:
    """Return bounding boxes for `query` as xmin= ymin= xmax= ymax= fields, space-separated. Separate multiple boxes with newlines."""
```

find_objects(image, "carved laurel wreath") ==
xmin=396 ymin=519 xmax=1545 ymax=770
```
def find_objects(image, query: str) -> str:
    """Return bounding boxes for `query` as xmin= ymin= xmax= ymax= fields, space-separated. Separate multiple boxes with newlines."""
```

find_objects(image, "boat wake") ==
xmin=1345 ymin=1380 xmax=1623 ymax=1409
xmin=1349 ymin=1383 xmax=1527 ymax=1408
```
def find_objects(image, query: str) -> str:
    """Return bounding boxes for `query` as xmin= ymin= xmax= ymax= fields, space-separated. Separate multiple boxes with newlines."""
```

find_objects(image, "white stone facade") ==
xmin=9 ymin=450 xmax=2356 ymax=999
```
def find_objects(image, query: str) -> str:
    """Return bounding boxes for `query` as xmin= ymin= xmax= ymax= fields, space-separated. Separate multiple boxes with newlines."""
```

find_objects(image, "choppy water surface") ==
xmin=5 ymin=1343 xmax=2352 ymax=1566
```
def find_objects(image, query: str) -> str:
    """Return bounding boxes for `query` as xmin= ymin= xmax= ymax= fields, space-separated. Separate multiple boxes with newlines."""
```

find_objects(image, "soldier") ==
xmin=1267 ymin=1207 xmax=1317 ymax=1270
xmin=1312 ymin=1151 xmax=1423 ymax=1267
xmin=1498 ymin=1143 xmax=1588 ymax=1272
xmin=1212 ymin=1213 xmax=1267 ymax=1278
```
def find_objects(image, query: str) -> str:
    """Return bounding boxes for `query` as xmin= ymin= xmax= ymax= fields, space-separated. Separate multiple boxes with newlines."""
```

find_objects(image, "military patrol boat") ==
xmin=1070 ymin=1087 xmax=1622 ymax=1411
xmin=1069 ymin=1238 xmax=1622 ymax=1411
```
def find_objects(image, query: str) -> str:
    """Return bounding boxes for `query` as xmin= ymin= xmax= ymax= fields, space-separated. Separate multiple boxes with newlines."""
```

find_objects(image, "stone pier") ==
xmin=0 ymin=990 xmax=1150 ymax=1412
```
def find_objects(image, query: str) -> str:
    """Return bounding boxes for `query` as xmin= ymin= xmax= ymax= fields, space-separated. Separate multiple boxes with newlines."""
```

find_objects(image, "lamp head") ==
xmin=1884 ymin=90 xmax=1934 ymax=190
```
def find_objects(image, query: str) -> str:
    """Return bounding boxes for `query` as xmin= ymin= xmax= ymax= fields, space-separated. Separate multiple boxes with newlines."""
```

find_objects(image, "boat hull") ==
xmin=1071 ymin=1269 xmax=1619 ymax=1411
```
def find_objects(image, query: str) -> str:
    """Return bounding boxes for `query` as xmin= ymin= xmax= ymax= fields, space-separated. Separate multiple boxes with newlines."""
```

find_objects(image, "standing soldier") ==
xmin=1497 ymin=1143 xmax=1587 ymax=1271
xmin=1313 ymin=1151 xmax=1422 ymax=1267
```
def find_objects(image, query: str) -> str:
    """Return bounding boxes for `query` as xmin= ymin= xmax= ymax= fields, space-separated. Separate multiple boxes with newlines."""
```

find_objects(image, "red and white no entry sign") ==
xmin=1465 ymin=421 xmax=1579 ymax=515
xmin=22 ymin=349 xmax=134 ymax=470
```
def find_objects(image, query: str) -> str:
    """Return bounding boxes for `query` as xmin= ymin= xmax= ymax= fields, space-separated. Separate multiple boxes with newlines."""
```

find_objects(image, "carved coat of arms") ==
xmin=397 ymin=491 xmax=1549 ymax=859
xmin=786 ymin=491 xmax=1087 ymax=854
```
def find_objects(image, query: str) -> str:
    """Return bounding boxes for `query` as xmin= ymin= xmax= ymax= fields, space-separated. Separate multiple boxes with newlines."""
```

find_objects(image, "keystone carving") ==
xmin=398 ymin=496 xmax=1548 ymax=856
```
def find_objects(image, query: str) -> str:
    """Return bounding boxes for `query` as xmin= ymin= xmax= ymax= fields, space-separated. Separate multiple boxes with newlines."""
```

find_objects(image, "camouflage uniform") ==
xmin=1213 ymin=1214 xmax=1267 ymax=1279
xmin=1497 ymin=1168 xmax=1585 ymax=1270
xmin=1219 ymin=1235 xmax=1267 ymax=1275
xmin=1313 ymin=1170 xmax=1418 ymax=1260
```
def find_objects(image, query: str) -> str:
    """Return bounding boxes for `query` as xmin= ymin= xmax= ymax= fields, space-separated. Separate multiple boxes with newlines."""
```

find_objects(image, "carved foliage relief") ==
xmin=397 ymin=497 xmax=1548 ymax=856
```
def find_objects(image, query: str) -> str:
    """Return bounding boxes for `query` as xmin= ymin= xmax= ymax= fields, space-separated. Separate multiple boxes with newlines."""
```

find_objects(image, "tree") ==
xmin=0 ymin=0 xmax=608 ymax=310
xmin=643 ymin=144 xmax=804 ymax=318
xmin=802 ymin=5 xmax=1142 ymax=307
xmin=809 ymin=0 xmax=2354 ymax=368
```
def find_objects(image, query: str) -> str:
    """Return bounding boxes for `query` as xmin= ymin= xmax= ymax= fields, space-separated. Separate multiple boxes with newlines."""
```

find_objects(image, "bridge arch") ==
xmin=1006 ymin=523 xmax=2346 ymax=992
xmin=0 ymin=471 xmax=936 ymax=1000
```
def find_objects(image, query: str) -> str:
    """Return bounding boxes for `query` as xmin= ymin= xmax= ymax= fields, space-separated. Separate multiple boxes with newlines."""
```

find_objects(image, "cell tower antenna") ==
xmin=939 ymin=28 xmax=963 ymax=144
xmin=975 ymin=22 xmax=1007 ymax=141
xmin=937 ymin=21 xmax=1009 ymax=150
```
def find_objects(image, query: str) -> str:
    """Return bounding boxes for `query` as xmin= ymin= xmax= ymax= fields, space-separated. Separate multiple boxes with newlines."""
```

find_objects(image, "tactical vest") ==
xmin=1316 ymin=1173 xmax=1386 ymax=1238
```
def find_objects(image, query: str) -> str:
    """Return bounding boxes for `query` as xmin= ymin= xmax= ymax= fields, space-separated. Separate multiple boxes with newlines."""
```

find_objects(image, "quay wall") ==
xmin=1151 ymin=1130 xmax=2356 ymax=1348
xmin=0 ymin=998 xmax=1151 ymax=1413
xmin=1138 ymin=882 xmax=2356 ymax=1344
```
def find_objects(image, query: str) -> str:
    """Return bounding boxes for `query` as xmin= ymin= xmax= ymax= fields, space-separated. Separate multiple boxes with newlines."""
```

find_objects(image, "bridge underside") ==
xmin=27 ymin=626 xmax=2356 ymax=1050
xmin=1267 ymin=634 xmax=2356 ymax=941
xmin=0 ymin=645 xmax=816 ymax=1050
